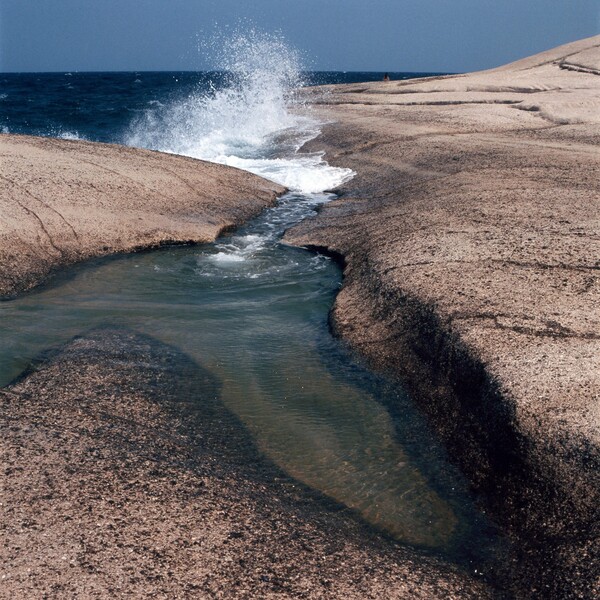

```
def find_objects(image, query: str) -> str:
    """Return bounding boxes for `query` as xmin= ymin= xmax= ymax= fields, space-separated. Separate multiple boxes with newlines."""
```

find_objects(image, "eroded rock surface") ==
xmin=0 ymin=134 xmax=284 ymax=298
xmin=287 ymin=35 xmax=600 ymax=598
xmin=0 ymin=329 xmax=493 ymax=599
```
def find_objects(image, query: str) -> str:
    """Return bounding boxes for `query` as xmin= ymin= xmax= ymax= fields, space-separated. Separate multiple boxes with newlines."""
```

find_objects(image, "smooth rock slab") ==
xmin=0 ymin=134 xmax=285 ymax=298
xmin=288 ymin=35 xmax=600 ymax=599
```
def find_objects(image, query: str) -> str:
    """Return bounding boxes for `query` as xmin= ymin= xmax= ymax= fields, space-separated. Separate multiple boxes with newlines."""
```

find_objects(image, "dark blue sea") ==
xmin=0 ymin=71 xmax=440 ymax=144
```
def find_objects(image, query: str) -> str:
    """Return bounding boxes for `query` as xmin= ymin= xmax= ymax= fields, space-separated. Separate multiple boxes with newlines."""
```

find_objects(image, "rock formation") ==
xmin=287 ymin=34 xmax=600 ymax=598
xmin=0 ymin=135 xmax=284 ymax=298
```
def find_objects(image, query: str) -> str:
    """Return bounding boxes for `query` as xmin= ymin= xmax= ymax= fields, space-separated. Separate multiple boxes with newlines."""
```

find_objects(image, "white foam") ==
xmin=125 ymin=30 xmax=354 ymax=195
xmin=210 ymin=252 xmax=247 ymax=263
xmin=57 ymin=130 xmax=86 ymax=141
xmin=208 ymin=231 xmax=270 ymax=264
xmin=219 ymin=154 xmax=354 ymax=193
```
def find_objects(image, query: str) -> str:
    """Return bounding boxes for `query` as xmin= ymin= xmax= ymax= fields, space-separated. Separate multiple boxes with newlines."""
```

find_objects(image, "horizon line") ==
xmin=0 ymin=69 xmax=453 ymax=76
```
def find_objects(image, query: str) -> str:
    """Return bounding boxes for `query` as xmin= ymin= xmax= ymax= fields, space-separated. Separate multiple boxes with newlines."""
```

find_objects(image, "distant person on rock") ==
xmin=383 ymin=73 xmax=390 ymax=81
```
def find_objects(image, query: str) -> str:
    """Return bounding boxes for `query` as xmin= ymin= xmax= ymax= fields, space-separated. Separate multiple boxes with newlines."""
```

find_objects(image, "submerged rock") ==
xmin=0 ymin=329 xmax=493 ymax=598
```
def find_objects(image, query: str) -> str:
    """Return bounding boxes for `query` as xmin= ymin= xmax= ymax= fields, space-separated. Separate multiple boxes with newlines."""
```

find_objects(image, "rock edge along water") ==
xmin=286 ymin=35 xmax=600 ymax=599
xmin=0 ymin=134 xmax=285 ymax=299
xmin=0 ymin=329 xmax=494 ymax=599
xmin=0 ymin=135 xmax=499 ymax=596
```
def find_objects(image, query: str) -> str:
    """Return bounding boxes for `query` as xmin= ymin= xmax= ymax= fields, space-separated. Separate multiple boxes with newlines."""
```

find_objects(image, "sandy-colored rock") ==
xmin=0 ymin=329 xmax=494 ymax=599
xmin=0 ymin=134 xmax=285 ymax=298
xmin=287 ymin=35 xmax=600 ymax=598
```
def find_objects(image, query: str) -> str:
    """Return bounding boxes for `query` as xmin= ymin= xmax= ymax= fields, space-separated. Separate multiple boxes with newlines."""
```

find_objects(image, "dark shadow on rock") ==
xmin=329 ymin=270 xmax=599 ymax=600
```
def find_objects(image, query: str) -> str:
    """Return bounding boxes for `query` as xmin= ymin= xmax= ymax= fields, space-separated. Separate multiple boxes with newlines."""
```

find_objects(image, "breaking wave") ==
xmin=125 ymin=30 xmax=353 ymax=194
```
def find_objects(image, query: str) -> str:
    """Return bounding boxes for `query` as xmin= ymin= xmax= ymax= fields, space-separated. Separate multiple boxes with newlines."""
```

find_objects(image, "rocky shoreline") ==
xmin=286 ymin=35 xmax=600 ymax=598
xmin=0 ymin=329 xmax=493 ymax=598
xmin=0 ymin=134 xmax=284 ymax=299
xmin=0 ymin=136 xmax=498 ymax=597
xmin=1 ymin=36 xmax=599 ymax=598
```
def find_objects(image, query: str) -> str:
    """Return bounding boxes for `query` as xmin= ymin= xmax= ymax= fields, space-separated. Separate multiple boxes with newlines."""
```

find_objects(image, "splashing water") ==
xmin=125 ymin=30 xmax=353 ymax=193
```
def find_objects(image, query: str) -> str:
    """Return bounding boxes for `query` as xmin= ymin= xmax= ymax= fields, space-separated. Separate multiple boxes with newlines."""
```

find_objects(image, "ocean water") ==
xmin=0 ymin=71 xmax=439 ymax=143
xmin=0 ymin=40 xmax=501 ymax=570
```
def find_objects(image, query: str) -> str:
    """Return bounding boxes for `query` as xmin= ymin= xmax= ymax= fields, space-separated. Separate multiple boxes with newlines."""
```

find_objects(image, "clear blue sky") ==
xmin=1 ymin=0 xmax=598 ymax=73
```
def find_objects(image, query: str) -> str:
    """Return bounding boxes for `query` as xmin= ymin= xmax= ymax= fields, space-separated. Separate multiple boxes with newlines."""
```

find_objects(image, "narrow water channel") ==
xmin=0 ymin=189 xmax=499 ymax=563
xmin=1 ymin=41 xmax=503 ymax=571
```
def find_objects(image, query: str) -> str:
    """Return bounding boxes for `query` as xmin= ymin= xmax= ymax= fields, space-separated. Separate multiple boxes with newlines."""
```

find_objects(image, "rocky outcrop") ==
xmin=0 ymin=134 xmax=285 ymax=298
xmin=0 ymin=329 xmax=493 ymax=599
xmin=287 ymin=35 xmax=600 ymax=598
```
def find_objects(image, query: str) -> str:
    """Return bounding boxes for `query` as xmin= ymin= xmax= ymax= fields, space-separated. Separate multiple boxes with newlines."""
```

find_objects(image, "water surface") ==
xmin=0 ymin=190 xmax=499 ymax=559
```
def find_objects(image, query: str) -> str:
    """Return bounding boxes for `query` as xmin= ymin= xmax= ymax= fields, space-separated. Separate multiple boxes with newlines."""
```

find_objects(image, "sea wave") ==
xmin=126 ymin=30 xmax=353 ymax=194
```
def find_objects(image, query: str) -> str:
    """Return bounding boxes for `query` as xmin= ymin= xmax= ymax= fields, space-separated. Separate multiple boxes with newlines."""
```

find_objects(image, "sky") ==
xmin=1 ymin=0 xmax=598 ymax=73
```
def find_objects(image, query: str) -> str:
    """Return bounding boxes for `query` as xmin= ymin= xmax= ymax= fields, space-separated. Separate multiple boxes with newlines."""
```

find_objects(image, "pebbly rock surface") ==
xmin=0 ymin=134 xmax=285 ymax=299
xmin=0 ymin=329 xmax=495 ymax=599
xmin=286 ymin=35 xmax=600 ymax=598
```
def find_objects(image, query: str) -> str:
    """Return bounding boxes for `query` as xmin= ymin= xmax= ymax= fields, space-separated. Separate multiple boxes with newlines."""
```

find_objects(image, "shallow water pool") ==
xmin=0 ymin=191 xmax=500 ymax=563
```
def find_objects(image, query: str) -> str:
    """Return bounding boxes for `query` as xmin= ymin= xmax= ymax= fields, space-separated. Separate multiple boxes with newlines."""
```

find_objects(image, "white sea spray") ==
xmin=125 ymin=30 xmax=353 ymax=194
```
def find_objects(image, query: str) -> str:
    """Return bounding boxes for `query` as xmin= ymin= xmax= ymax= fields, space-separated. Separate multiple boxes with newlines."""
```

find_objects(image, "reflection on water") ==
xmin=0 ymin=192 xmax=498 ymax=556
